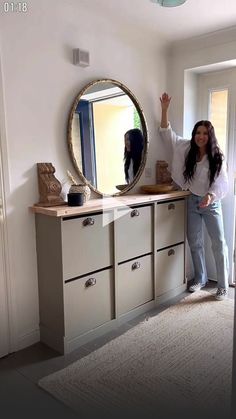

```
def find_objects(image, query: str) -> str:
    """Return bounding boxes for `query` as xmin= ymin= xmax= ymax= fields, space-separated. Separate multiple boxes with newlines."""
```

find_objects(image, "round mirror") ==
xmin=67 ymin=79 xmax=148 ymax=196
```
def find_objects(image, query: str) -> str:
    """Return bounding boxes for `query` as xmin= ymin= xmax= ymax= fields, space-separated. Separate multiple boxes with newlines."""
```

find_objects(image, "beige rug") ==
xmin=38 ymin=291 xmax=234 ymax=418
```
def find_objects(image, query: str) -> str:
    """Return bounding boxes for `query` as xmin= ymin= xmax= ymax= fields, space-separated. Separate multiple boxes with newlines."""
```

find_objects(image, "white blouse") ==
xmin=159 ymin=123 xmax=229 ymax=200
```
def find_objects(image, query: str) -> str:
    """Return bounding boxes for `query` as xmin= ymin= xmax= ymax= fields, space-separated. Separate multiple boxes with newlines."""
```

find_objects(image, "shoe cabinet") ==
xmin=31 ymin=191 xmax=189 ymax=354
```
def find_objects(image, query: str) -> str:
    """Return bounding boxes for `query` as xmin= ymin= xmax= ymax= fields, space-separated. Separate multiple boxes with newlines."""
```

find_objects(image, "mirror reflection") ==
xmin=68 ymin=79 xmax=148 ymax=196
xmin=124 ymin=128 xmax=144 ymax=184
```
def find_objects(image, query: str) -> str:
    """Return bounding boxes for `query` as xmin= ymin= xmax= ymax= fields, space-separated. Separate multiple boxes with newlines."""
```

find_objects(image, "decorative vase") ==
xmin=67 ymin=192 xmax=84 ymax=206
xmin=156 ymin=160 xmax=172 ymax=184
xmin=69 ymin=184 xmax=91 ymax=202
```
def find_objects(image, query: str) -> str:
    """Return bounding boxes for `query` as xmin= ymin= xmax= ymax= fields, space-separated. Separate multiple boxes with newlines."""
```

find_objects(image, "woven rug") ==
xmin=38 ymin=291 xmax=234 ymax=418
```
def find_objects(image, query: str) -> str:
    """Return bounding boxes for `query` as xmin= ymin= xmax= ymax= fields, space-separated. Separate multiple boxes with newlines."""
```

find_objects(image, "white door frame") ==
xmin=198 ymin=68 xmax=236 ymax=286
xmin=0 ymin=52 xmax=16 ymax=357
xmin=0 ymin=149 xmax=10 ymax=357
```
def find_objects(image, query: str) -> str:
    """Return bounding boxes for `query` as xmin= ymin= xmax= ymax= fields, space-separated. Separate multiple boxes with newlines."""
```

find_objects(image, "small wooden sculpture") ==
xmin=35 ymin=163 xmax=66 ymax=207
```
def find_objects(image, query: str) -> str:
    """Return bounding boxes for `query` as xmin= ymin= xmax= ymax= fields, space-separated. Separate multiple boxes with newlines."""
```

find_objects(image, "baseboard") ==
xmin=207 ymin=277 xmax=217 ymax=283
xmin=186 ymin=277 xmax=217 ymax=284
xmin=155 ymin=284 xmax=187 ymax=304
xmin=17 ymin=328 xmax=40 ymax=351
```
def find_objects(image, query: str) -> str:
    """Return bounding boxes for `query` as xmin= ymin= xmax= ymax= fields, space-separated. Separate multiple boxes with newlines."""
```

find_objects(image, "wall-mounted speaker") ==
xmin=73 ymin=48 xmax=90 ymax=67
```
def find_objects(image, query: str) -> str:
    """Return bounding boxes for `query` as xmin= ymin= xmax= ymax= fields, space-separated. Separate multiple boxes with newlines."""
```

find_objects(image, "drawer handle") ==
xmin=168 ymin=249 xmax=175 ymax=256
xmin=83 ymin=217 xmax=95 ymax=226
xmin=85 ymin=278 xmax=96 ymax=287
xmin=132 ymin=261 xmax=141 ymax=270
xmin=168 ymin=203 xmax=175 ymax=210
xmin=131 ymin=209 xmax=139 ymax=217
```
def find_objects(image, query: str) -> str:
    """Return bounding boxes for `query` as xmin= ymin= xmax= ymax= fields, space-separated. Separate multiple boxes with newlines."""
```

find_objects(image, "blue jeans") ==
xmin=187 ymin=194 xmax=229 ymax=289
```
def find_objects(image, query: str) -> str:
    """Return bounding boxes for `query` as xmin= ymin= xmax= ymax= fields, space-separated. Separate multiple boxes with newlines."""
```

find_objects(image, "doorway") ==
xmin=198 ymin=68 xmax=236 ymax=286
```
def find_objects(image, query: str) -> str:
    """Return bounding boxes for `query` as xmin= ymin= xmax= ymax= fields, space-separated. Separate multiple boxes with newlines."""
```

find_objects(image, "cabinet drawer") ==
xmin=116 ymin=205 xmax=152 ymax=262
xmin=156 ymin=244 xmax=184 ymax=296
xmin=62 ymin=213 xmax=112 ymax=280
xmin=64 ymin=268 xmax=114 ymax=339
xmin=156 ymin=200 xmax=185 ymax=249
xmin=117 ymin=254 xmax=153 ymax=315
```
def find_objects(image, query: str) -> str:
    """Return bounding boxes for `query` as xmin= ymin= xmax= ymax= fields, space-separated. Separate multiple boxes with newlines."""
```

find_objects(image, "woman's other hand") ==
xmin=199 ymin=193 xmax=213 ymax=208
xmin=160 ymin=92 xmax=171 ymax=111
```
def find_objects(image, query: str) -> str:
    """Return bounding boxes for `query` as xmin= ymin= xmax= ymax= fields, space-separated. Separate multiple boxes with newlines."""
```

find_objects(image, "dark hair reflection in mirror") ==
xmin=124 ymin=128 xmax=144 ymax=184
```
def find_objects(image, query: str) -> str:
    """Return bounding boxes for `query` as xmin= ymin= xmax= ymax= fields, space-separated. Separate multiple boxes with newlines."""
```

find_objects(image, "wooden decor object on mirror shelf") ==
xmin=156 ymin=160 xmax=172 ymax=184
xmin=140 ymin=184 xmax=177 ymax=194
xmin=35 ymin=163 xmax=66 ymax=207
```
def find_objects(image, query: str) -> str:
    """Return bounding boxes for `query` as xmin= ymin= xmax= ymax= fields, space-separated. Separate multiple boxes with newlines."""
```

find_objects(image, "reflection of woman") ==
xmin=124 ymin=128 xmax=144 ymax=183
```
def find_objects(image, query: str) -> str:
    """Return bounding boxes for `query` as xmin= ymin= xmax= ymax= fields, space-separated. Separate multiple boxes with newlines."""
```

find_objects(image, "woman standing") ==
xmin=159 ymin=92 xmax=229 ymax=300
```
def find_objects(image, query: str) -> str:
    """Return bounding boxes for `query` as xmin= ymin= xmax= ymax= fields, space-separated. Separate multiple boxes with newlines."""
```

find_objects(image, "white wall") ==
xmin=0 ymin=0 xmax=169 ymax=350
xmin=168 ymin=26 xmax=236 ymax=133
xmin=183 ymin=71 xmax=198 ymax=138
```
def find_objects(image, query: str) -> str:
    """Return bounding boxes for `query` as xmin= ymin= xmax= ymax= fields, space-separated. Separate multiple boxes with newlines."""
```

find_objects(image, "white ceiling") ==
xmin=85 ymin=0 xmax=236 ymax=42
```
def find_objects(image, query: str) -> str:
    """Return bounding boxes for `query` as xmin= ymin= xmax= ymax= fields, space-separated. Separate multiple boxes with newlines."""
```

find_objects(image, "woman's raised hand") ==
xmin=160 ymin=92 xmax=171 ymax=110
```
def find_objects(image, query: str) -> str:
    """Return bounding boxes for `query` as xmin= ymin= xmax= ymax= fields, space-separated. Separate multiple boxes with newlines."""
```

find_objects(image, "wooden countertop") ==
xmin=30 ymin=190 xmax=190 ymax=217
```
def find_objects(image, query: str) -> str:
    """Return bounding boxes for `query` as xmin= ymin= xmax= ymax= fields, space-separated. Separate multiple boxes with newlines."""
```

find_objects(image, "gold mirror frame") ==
xmin=67 ymin=78 xmax=149 ymax=197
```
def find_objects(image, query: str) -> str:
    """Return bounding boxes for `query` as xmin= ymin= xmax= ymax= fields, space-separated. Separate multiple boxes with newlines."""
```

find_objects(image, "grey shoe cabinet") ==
xmin=31 ymin=191 xmax=190 ymax=354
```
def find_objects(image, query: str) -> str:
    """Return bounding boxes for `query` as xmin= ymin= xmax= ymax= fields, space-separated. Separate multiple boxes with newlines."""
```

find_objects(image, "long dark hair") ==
xmin=183 ymin=120 xmax=224 ymax=187
xmin=124 ymin=128 xmax=144 ymax=183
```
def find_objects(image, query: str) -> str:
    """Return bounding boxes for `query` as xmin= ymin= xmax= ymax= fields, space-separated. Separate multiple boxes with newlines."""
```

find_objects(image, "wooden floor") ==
xmin=0 ymin=282 xmax=235 ymax=419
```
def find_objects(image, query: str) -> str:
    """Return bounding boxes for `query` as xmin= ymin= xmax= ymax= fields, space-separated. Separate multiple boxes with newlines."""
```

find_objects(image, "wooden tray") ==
xmin=140 ymin=184 xmax=177 ymax=194
xmin=116 ymin=184 xmax=127 ymax=191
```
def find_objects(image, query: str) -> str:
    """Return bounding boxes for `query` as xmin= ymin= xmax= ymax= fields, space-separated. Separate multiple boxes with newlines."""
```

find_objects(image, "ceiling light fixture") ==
xmin=150 ymin=0 xmax=187 ymax=7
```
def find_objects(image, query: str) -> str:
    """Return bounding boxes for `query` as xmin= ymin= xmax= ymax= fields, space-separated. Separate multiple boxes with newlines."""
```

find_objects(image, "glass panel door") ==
xmin=209 ymin=89 xmax=228 ymax=156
